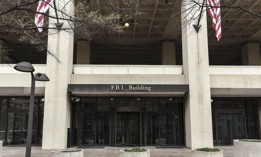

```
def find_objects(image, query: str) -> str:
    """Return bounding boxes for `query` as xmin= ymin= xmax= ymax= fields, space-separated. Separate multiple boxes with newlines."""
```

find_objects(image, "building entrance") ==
xmin=212 ymin=98 xmax=260 ymax=146
xmin=70 ymin=97 xmax=184 ymax=147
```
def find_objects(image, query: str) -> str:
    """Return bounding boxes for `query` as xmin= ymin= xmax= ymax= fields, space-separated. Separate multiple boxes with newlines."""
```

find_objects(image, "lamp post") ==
xmin=14 ymin=62 xmax=49 ymax=157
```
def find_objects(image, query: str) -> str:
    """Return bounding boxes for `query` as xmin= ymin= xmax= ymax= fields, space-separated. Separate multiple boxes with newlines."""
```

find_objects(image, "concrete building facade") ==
xmin=0 ymin=0 xmax=261 ymax=150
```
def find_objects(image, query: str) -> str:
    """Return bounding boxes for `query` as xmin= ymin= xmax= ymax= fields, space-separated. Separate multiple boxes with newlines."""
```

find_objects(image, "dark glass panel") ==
xmin=36 ymin=100 xmax=44 ymax=145
xmin=79 ymin=98 xmax=96 ymax=111
xmin=215 ymin=100 xmax=245 ymax=112
xmin=77 ymin=98 xmax=96 ymax=146
xmin=115 ymin=112 xmax=140 ymax=146
xmin=146 ymin=98 xmax=158 ymax=112
xmin=72 ymin=97 xmax=184 ymax=147
xmin=0 ymin=98 xmax=8 ymax=142
xmin=213 ymin=98 xmax=259 ymax=146
xmin=3 ymin=97 xmax=43 ymax=145
xmin=111 ymin=98 xmax=145 ymax=109
xmin=146 ymin=113 xmax=159 ymax=145
xmin=96 ymin=112 xmax=110 ymax=145
xmin=246 ymin=100 xmax=259 ymax=139
xmin=216 ymin=113 xmax=246 ymax=145
xmin=6 ymin=112 xmax=28 ymax=144
xmin=97 ymin=98 xmax=110 ymax=111
xmin=81 ymin=112 xmax=95 ymax=145
xmin=147 ymin=98 xmax=183 ymax=146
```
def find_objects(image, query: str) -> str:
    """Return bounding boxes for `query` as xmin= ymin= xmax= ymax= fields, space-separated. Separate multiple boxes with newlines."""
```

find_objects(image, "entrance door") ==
xmin=114 ymin=112 xmax=140 ymax=146
xmin=81 ymin=112 xmax=95 ymax=145
xmin=216 ymin=113 xmax=246 ymax=145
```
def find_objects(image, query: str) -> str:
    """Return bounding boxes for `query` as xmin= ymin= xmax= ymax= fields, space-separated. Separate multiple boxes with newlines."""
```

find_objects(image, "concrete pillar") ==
xmin=162 ymin=41 xmax=176 ymax=65
xmin=0 ymin=141 xmax=2 ymax=157
xmin=258 ymin=99 xmax=261 ymax=138
xmin=77 ymin=41 xmax=90 ymax=64
xmin=181 ymin=0 xmax=213 ymax=149
xmin=0 ymin=40 xmax=7 ymax=63
xmin=242 ymin=42 xmax=261 ymax=65
xmin=42 ymin=0 xmax=74 ymax=149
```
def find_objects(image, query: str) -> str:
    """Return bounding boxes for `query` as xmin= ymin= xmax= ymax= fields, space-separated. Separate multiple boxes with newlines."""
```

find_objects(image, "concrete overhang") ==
xmin=0 ymin=87 xmax=45 ymax=96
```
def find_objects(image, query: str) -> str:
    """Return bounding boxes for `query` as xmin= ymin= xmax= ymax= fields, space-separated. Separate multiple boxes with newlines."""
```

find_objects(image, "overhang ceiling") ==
xmin=86 ymin=0 xmax=261 ymax=46
xmin=1 ymin=0 xmax=261 ymax=65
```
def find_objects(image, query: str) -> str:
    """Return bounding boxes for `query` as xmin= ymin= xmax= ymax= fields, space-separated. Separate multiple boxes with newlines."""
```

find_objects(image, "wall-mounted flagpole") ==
xmin=193 ymin=0 xmax=206 ymax=33
xmin=53 ymin=0 xmax=63 ymax=31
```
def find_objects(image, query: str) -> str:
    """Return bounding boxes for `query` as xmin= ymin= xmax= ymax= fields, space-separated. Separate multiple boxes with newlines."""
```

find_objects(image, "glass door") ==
xmin=6 ymin=112 xmax=28 ymax=144
xmin=96 ymin=112 xmax=110 ymax=145
xmin=114 ymin=112 xmax=140 ymax=146
xmin=81 ymin=112 xmax=95 ymax=145
xmin=6 ymin=112 xmax=38 ymax=145
xmin=146 ymin=113 xmax=159 ymax=145
xmin=216 ymin=113 xmax=246 ymax=145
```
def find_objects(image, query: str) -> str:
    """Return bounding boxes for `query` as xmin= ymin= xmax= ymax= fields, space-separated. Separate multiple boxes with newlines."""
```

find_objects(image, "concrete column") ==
xmin=258 ymin=99 xmax=261 ymax=138
xmin=242 ymin=42 xmax=261 ymax=65
xmin=77 ymin=41 xmax=90 ymax=64
xmin=0 ymin=141 xmax=2 ymax=157
xmin=181 ymin=0 xmax=213 ymax=149
xmin=42 ymin=0 xmax=74 ymax=149
xmin=162 ymin=41 xmax=176 ymax=65
xmin=0 ymin=40 xmax=7 ymax=63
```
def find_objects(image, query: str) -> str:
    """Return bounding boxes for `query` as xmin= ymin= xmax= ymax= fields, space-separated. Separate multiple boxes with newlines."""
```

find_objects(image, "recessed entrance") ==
xmin=70 ymin=97 xmax=184 ymax=147
xmin=212 ymin=98 xmax=260 ymax=146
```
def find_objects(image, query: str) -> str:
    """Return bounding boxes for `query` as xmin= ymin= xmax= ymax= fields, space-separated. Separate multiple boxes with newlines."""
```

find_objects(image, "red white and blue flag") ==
xmin=207 ymin=0 xmax=222 ymax=41
xmin=35 ymin=0 xmax=54 ymax=32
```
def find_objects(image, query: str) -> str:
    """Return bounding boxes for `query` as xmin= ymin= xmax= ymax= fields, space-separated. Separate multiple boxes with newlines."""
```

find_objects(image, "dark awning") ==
xmin=68 ymin=84 xmax=189 ymax=95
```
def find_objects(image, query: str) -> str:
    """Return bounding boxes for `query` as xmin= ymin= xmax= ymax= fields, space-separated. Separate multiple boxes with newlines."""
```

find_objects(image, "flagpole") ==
xmin=193 ymin=0 xmax=206 ymax=33
xmin=53 ymin=0 xmax=63 ymax=30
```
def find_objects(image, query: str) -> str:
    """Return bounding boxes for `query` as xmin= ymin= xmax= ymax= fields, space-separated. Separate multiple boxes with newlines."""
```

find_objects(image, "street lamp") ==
xmin=14 ymin=62 xmax=49 ymax=157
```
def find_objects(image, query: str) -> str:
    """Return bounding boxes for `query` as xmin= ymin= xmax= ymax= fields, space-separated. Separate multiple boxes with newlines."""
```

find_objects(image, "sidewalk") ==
xmin=2 ymin=146 xmax=234 ymax=157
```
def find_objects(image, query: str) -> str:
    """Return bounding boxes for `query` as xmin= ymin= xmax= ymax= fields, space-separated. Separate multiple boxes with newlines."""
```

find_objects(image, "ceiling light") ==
xmin=75 ymin=98 xmax=80 ymax=102
xmin=124 ymin=22 xmax=129 ymax=27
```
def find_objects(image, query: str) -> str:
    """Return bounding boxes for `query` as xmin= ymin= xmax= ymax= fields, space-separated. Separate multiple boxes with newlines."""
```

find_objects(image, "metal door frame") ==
xmin=113 ymin=111 xmax=142 ymax=146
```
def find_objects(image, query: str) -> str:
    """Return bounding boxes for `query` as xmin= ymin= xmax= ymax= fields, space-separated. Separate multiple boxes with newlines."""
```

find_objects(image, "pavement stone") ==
xmin=2 ymin=146 xmax=234 ymax=157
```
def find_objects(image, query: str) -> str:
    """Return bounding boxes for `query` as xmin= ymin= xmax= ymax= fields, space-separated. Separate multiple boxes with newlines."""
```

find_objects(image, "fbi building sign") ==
xmin=68 ymin=84 xmax=189 ymax=93
xmin=111 ymin=84 xmax=152 ymax=92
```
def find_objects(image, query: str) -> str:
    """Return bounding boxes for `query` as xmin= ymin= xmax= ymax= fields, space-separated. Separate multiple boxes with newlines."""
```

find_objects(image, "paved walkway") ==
xmin=2 ymin=146 xmax=234 ymax=157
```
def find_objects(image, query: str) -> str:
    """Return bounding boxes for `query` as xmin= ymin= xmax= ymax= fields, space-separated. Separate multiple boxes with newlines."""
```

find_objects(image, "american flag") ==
xmin=207 ymin=0 xmax=222 ymax=41
xmin=35 ymin=0 xmax=54 ymax=32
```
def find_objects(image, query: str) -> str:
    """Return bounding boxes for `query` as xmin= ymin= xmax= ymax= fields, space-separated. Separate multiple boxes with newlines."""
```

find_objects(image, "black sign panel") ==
xmin=68 ymin=84 xmax=189 ymax=93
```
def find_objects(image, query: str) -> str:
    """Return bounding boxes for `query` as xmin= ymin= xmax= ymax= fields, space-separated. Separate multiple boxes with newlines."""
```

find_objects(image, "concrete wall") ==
xmin=0 ymin=64 xmax=46 ymax=95
xmin=0 ymin=64 xmax=46 ymax=87
xmin=210 ymin=66 xmax=261 ymax=89
xmin=210 ymin=66 xmax=261 ymax=96
xmin=71 ymin=65 xmax=184 ymax=84
xmin=2 ymin=64 xmax=261 ymax=95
